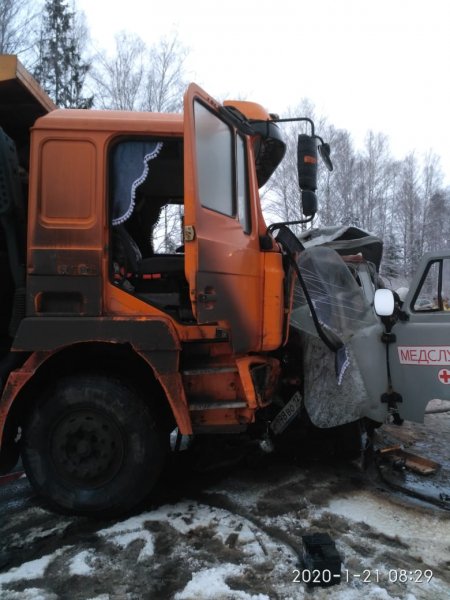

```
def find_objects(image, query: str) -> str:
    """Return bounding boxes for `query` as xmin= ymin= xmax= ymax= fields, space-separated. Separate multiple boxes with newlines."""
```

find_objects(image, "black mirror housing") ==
xmin=301 ymin=190 xmax=318 ymax=217
xmin=297 ymin=134 xmax=318 ymax=191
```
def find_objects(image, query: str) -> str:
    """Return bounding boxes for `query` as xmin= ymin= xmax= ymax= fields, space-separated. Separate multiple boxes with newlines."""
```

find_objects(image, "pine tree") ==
xmin=34 ymin=0 xmax=93 ymax=108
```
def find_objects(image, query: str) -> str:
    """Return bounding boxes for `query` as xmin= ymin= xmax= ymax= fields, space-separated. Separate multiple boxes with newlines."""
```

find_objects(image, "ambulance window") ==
xmin=413 ymin=259 xmax=450 ymax=311
xmin=194 ymin=101 xmax=233 ymax=217
xmin=236 ymin=134 xmax=251 ymax=234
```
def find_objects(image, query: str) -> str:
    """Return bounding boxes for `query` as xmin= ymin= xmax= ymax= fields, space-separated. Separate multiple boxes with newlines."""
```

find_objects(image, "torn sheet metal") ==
xmin=297 ymin=225 xmax=383 ymax=271
xmin=290 ymin=243 xmax=388 ymax=427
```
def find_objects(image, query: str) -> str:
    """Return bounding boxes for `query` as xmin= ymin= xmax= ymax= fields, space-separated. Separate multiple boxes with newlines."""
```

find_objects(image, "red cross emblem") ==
xmin=438 ymin=369 xmax=450 ymax=384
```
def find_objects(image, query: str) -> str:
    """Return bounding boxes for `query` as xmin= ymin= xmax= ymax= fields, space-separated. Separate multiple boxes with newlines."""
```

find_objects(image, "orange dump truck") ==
xmin=2 ymin=55 xmax=438 ymax=517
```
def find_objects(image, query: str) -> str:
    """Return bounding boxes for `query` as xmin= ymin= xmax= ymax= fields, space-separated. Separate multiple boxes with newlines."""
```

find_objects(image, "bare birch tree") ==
xmin=91 ymin=32 xmax=187 ymax=112
xmin=325 ymin=129 xmax=357 ymax=226
xmin=355 ymin=131 xmax=393 ymax=234
xmin=142 ymin=35 xmax=187 ymax=112
xmin=0 ymin=0 xmax=39 ymax=58
xmin=90 ymin=31 xmax=146 ymax=110
xmin=420 ymin=151 xmax=444 ymax=253
xmin=395 ymin=153 xmax=422 ymax=277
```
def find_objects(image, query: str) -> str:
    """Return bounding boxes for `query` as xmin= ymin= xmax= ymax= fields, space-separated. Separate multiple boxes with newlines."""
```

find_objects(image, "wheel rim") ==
xmin=50 ymin=409 xmax=126 ymax=488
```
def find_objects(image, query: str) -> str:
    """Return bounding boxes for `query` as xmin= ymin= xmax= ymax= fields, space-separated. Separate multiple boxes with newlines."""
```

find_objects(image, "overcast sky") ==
xmin=76 ymin=0 xmax=450 ymax=185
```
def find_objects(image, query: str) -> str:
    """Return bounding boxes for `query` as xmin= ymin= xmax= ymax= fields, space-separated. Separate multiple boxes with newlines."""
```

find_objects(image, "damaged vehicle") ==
xmin=0 ymin=55 xmax=448 ymax=516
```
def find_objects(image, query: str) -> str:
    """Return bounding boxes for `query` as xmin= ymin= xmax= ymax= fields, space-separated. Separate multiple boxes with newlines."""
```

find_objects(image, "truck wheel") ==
xmin=22 ymin=375 xmax=166 ymax=517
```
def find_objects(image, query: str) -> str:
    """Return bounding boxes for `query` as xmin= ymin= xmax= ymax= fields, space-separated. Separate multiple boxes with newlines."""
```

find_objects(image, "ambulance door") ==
xmin=390 ymin=252 xmax=450 ymax=422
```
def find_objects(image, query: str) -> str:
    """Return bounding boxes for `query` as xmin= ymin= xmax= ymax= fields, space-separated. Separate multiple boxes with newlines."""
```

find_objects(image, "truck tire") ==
xmin=22 ymin=374 xmax=166 ymax=517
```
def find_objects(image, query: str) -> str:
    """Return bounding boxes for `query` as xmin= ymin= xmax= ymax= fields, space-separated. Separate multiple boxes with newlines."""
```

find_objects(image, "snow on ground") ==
xmin=0 ymin=549 xmax=67 ymax=585
xmin=1 ymin=410 xmax=449 ymax=599
xmin=69 ymin=550 xmax=96 ymax=576
xmin=174 ymin=564 xmax=270 ymax=600
xmin=325 ymin=491 xmax=450 ymax=566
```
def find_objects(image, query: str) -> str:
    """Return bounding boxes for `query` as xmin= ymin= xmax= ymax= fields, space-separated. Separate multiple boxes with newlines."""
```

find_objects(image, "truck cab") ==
xmin=0 ymin=57 xmax=291 ymax=515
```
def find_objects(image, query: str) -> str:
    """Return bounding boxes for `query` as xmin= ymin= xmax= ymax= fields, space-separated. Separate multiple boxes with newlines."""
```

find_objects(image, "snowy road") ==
xmin=1 ymin=408 xmax=449 ymax=600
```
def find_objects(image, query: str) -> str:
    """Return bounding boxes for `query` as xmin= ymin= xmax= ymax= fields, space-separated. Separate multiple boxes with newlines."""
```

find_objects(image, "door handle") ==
xmin=198 ymin=287 xmax=217 ymax=306
xmin=198 ymin=292 xmax=217 ymax=303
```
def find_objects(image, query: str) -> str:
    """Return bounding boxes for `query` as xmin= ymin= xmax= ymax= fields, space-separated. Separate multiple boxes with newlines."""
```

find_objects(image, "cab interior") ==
xmin=109 ymin=137 xmax=194 ymax=320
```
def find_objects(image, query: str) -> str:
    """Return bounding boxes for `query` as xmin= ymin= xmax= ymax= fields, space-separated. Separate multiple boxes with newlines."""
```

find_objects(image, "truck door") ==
xmin=390 ymin=252 xmax=450 ymax=422
xmin=183 ymin=84 xmax=263 ymax=353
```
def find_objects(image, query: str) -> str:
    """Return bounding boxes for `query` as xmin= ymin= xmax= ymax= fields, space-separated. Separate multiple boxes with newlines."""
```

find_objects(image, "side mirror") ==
xmin=374 ymin=289 xmax=395 ymax=317
xmin=297 ymin=134 xmax=318 ymax=217
xmin=297 ymin=134 xmax=318 ymax=190
xmin=318 ymin=142 xmax=333 ymax=172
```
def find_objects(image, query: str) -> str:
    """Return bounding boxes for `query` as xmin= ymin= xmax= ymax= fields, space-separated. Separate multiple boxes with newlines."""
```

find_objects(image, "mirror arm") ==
xmin=269 ymin=116 xmax=315 ymax=136
xmin=266 ymin=216 xmax=314 ymax=235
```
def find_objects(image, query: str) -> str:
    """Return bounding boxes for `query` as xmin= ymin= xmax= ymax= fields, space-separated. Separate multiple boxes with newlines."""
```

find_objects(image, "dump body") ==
xmin=0 ymin=55 xmax=56 ymax=157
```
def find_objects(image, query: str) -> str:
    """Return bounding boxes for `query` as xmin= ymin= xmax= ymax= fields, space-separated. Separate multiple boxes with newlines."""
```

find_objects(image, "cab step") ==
xmin=188 ymin=401 xmax=247 ymax=411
